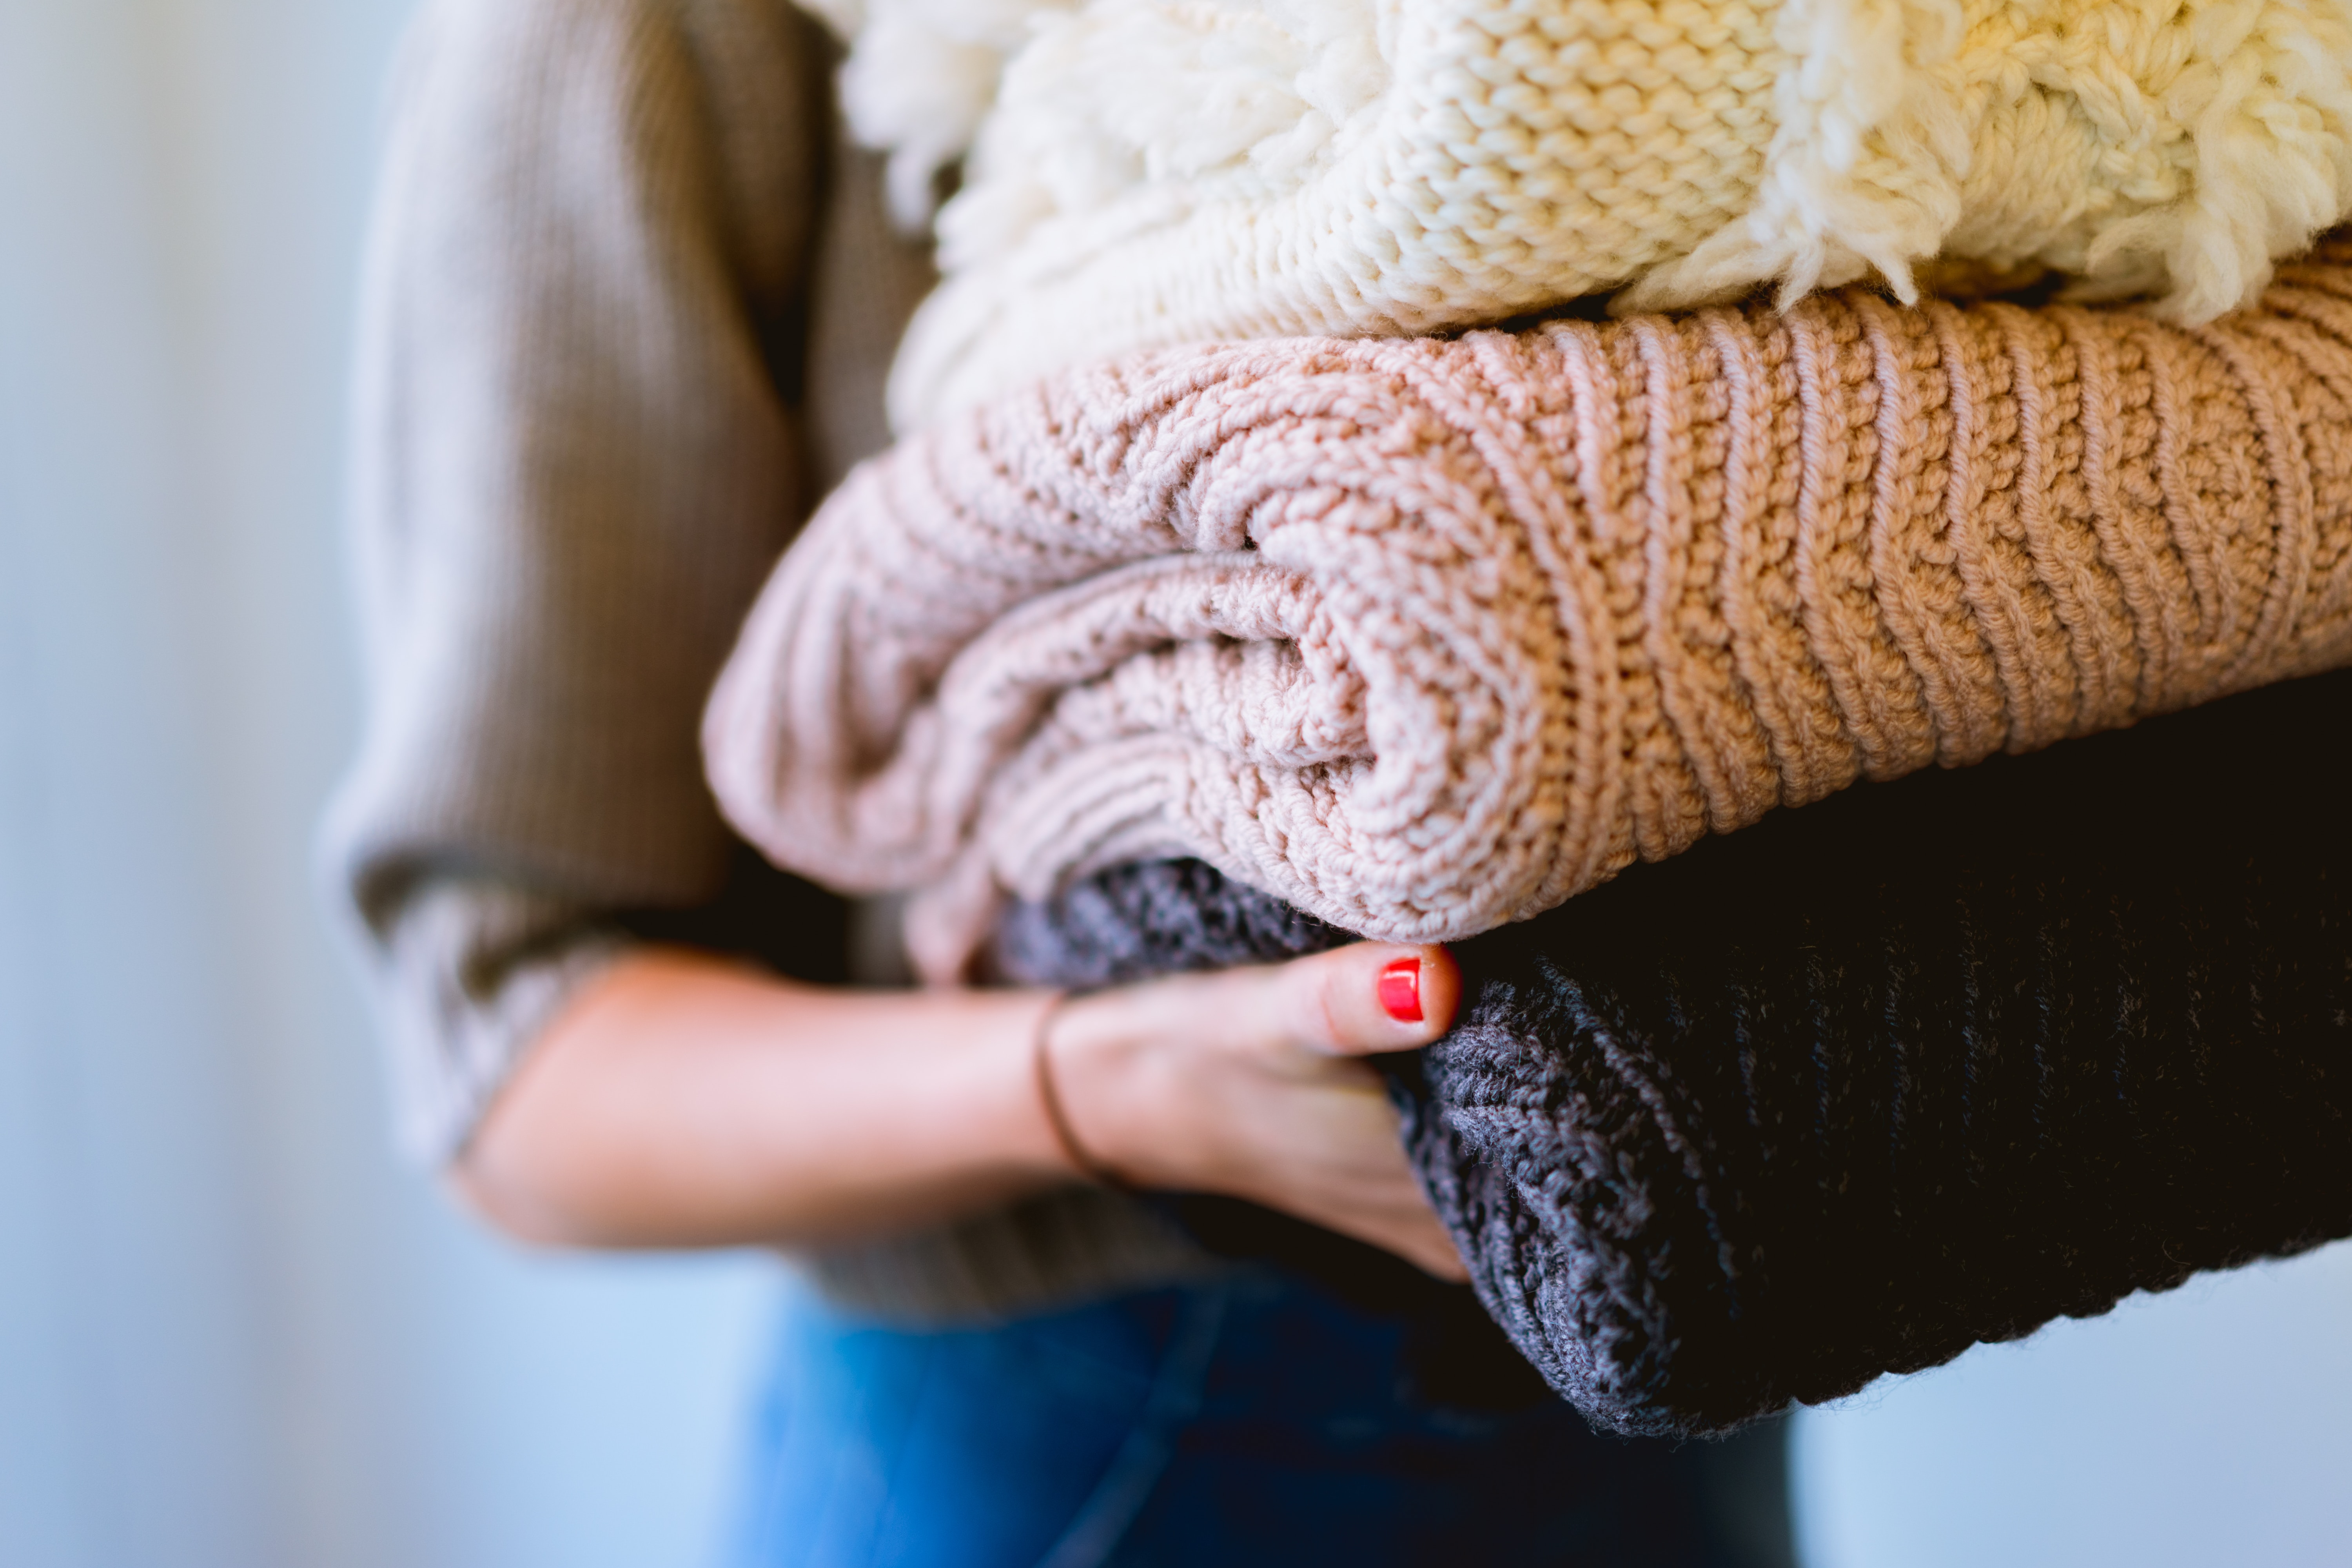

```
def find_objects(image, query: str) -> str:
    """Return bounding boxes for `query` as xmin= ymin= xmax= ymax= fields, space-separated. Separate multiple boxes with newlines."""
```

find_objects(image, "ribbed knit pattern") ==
xmin=708 ymin=243 xmax=2352 ymax=984
xmin=994 ymin=669 xmax=2352 ymax=1439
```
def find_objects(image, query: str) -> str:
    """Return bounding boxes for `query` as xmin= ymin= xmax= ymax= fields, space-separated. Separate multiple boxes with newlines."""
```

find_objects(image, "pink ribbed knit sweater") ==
xmin=706 ymin=243 xmax=2352 ymax=981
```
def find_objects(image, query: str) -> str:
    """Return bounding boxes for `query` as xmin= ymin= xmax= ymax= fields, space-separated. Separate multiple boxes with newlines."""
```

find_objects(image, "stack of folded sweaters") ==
xmin=709 ymin=0 xmax=2352 ymax=1437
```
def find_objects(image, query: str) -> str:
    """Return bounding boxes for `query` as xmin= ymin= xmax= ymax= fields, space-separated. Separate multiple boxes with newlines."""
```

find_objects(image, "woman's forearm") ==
xmin=454 ymin=948 xmax=1073 ymax=1248
xmin=451 ymin=939 xmax=1467 ymax=1277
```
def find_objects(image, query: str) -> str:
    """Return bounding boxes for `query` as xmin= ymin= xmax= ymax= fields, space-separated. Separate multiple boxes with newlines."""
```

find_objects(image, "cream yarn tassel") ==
xmin=795 ymin=0 xmax=1078 ymax=231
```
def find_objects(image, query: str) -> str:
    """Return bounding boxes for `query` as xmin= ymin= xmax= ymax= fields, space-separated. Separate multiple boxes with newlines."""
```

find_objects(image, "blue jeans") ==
xmin=723 ymin=1267 xmax=1790 ymax=1568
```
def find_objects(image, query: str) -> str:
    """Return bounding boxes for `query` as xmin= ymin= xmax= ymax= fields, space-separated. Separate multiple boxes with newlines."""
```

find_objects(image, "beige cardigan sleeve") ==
xmin=324 ymin=0 xmax=826 ymax=1158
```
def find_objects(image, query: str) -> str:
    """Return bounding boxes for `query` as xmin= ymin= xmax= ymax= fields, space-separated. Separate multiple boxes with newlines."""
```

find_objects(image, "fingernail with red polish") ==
xmin=1377 ymin=958 xmax=1423 ymax=1023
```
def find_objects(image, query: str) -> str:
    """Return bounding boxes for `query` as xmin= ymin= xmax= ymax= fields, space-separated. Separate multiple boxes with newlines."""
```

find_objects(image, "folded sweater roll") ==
xmin=801 ymin=0 xmax=2352 ymax=426
xmin=992 ymin=668 xmax=2352 ymax=1439
xmin=705 ymin=247 xmax=2352 ymax=984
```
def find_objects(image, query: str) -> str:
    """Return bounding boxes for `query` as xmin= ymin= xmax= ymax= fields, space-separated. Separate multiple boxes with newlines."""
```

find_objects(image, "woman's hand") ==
xmin=1044 ymin=944 xmax=1468 ymax=1280
xmin=457 ymin=942 xmax=1466 ymax=1280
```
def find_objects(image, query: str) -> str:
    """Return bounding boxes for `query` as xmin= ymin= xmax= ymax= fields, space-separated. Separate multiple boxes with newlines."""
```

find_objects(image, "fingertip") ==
xmin=1305 ymin=942 xmax=1460 ymax=1054
xmin=1418 ymin=944 xmax=1463 ymax=1034
xmin=1376 ymin=956 xmax=1424 ymax=1024
xmin=1374 ymin=944 xmax=1460 ymax=1037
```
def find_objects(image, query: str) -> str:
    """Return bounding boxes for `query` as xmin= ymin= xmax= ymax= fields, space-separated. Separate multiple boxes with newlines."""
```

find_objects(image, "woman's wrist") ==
xmin=876 ymin=984 xmax=1082 ymax=1191
xmin=1031 ymin=982 xmax=1203 ymax=1193
xmin=1029 ymin=992 xmax=1129 ymax=1187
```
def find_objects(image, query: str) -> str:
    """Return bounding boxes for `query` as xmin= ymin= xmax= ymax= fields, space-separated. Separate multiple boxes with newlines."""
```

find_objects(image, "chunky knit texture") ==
xmin=797 ymin=0 xmax=2352 ymax=426
xmin=706 ymin=245 xmax=2352 ymax=984
xmin=993 ymin=670 xmax=2352 ymax=1439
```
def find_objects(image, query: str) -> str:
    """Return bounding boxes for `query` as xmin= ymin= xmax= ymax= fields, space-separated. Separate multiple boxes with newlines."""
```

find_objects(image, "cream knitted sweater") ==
xmin=805 ymin=0 xmax=2352 ymax=428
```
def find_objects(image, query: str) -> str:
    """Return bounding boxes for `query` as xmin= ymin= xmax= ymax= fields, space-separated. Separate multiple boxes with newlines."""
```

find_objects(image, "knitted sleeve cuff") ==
xmin=356 ymin=874 xmax=630 ymax=1165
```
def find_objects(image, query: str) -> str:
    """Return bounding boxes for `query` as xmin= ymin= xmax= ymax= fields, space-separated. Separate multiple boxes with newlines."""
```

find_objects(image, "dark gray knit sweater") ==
xmin=995 ymin=667 xmax=2352 ymax=1439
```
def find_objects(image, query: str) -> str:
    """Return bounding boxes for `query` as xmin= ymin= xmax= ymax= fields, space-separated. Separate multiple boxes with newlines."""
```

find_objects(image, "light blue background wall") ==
xmin=0 ymin=4 xmax=779 ymax=1566
xmin=0 ymin=3 xmax=2345 ymax=1565
xmin=1797 ymin=1243 xmax=2352 ymax=1566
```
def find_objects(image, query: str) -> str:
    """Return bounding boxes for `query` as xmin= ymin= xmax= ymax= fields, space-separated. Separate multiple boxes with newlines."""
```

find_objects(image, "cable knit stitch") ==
xmin=795 ymin=0 xmax=2352 ymax=427
xmin=705 ymin=246 xmax=2352 ymax=982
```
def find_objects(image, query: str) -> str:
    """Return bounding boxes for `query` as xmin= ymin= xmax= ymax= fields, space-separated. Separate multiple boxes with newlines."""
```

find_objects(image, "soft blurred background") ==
xmin=0 ymin=3 xmax=2346 ymax=1566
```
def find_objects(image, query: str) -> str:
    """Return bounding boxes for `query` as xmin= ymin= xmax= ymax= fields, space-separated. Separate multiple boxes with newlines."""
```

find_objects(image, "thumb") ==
xmin=1279 ymin=943 xmax=1462 ymax=1056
